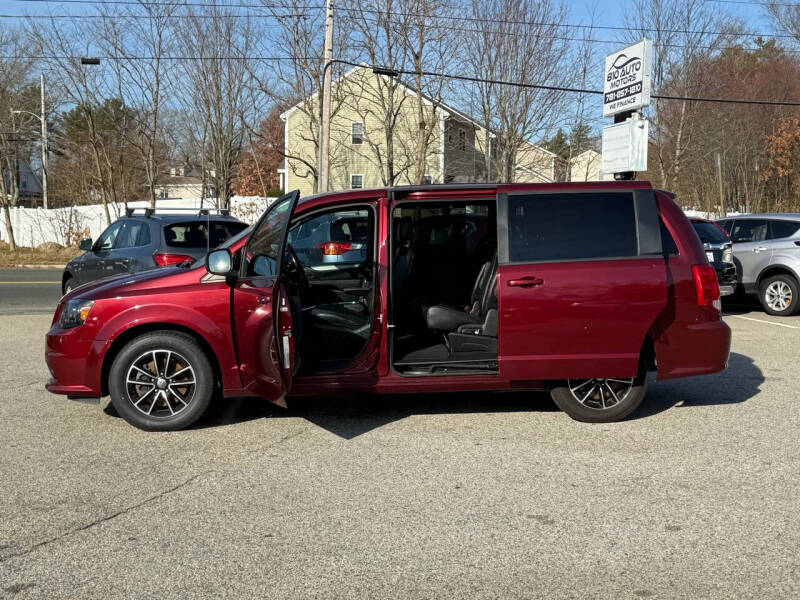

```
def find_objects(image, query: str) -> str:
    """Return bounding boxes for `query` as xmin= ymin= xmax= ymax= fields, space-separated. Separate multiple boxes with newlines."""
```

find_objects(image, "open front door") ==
xmin=232 ymin=191 xmax=300 ymax=406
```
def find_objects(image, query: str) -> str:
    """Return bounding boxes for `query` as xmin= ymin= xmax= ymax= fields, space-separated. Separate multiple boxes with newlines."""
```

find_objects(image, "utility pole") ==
xmin=715 ymin=151 xmax=726 ymax=218
xmin=40 ymin=73 xmax=48 ymax=210
xmin=317 ymin=0 xmax=334 ymax=194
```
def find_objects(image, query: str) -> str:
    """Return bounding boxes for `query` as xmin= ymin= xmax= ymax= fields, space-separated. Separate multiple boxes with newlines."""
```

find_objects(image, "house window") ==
xmin=351 ymin=122 xmax=364 ymax=145
xmin=458 ymin=128 xmax=467 ymax=152
xmin=422 ymin=175 xmax=432 ymax=185
xmin=350 ymin=174 xmax=364 ymax=189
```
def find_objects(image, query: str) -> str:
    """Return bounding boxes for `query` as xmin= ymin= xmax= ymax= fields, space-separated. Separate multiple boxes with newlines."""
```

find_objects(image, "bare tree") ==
xmin=176 ymin=4 xmax=261 ymax=209
xmin=95 ymin=0 xmax=176 ymax=207
xmin=628 ymin=0 xmax=740 ymax=192
xmin=463 ymin=0 xmax=573 ymax=183
xmin=0 ymin=24 xmax=39 ymax=249
xmin=250 ymin=0 xmax=352 ymax=192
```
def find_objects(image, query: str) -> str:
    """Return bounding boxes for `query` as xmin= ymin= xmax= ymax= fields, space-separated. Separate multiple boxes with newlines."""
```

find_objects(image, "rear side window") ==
xmin=715 ymin=219 xmax=733 ymax=234
xmin=770 ymin=220 xmax=800 ymax=239
xmin=506 ymin=192 xmax=637 ymax=263
xmin=164 ymin=221 xmax=247 ymax=249
xmin=730 ymin=219 xmax=768 ymax=243
xmin=692 ymin=221 xmax=729 ymax=244
xmin=660 ymin=219 xmax=678 ymax=255
xmin=116 ymin=221 xmax=151 ymax=249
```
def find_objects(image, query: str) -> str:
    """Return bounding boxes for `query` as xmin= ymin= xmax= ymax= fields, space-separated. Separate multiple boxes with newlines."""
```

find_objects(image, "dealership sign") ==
xmin=603 ymin=39 xmax=653 ymax=117
xmin=602 ymin=118 xmax=649 ymax=174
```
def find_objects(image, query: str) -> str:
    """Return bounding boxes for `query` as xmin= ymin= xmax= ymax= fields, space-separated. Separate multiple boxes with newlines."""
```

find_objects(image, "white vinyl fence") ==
xmin=2 ymin=196 xmax=275 ymax=248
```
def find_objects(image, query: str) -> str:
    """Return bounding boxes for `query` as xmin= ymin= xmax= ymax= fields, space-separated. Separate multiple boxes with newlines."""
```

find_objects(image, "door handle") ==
xmin=753 ymin=246 xmax=768 ymax=253
xmin=508 ymin=277 xmax=544 ymax=287
xmin=258 ymin=295 xmax=268 ymax=305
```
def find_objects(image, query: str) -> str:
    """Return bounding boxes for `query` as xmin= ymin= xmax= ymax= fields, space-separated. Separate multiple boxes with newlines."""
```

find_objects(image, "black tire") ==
xmin=108 ymin=331 xmax=215 ymax=431
xmin=62 ymin=276 xmax=73 ymax=296
xmin=550 ymin=363 xmax=648 ymax=423
xmin=759 ymin=274 xmax=799 ymax=317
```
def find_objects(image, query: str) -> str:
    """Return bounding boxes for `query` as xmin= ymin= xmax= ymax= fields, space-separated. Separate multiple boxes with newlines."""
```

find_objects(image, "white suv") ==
xmin=716 ymin=214 xmax=800 ymax=316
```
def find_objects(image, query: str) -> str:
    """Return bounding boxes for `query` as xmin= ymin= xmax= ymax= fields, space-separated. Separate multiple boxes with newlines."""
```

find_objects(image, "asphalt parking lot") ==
xmin=0 ymin=273 xmax=798 ymax=598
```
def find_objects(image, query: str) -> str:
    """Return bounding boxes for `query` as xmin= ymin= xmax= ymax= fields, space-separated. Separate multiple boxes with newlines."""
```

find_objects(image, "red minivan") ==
xmin=45 ymin=183 xmax=731 ymax=430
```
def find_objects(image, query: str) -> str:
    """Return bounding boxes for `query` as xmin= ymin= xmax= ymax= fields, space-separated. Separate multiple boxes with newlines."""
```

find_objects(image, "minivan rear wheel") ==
xmin=108 ymin=331 xmax=215 ymax=431
xmin=550 ymin=363 xmax=648 ymax=423
xmin=759 ymin=274 xmax=799 ymax=317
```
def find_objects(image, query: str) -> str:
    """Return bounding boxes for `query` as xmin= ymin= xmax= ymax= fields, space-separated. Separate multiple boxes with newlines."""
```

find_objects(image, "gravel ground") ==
xmin=0 ymin=310 xmax=798 ymax=599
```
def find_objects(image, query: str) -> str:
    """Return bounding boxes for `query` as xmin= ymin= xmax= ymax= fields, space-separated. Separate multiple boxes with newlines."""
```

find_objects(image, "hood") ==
xmin=63 ymin=263 xmax=206 ymax=302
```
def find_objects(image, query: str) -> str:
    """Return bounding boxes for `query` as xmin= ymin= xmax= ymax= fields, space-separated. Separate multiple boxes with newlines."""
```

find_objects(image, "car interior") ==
xmin=390 ymin=200 xmax=499 ymax=375
xmin=282 ymin=205 xmax=377 ymax=374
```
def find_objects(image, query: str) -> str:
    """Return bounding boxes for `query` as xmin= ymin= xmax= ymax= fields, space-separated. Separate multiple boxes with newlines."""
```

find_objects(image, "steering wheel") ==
xmin=285 ymin=244 xmax=311 ymax=290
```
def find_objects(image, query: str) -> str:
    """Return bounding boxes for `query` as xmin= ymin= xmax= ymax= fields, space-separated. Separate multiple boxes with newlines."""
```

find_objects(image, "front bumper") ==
xmin=45 ymin=327 xmax=108 ymax=397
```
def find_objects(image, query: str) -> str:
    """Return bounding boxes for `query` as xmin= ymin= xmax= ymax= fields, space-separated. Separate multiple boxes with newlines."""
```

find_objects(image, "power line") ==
xmin=331 ymin=59 xmax=800 ymax=107
xmin=7 ymin=0 xmax=798 ymax=41
xmin=0 ymin=54 xmax=314 ymax=61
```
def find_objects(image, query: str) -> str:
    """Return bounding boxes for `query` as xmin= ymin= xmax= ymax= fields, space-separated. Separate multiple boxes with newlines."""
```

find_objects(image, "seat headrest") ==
xmin=395 ymin=217 xmax=413 ymax=244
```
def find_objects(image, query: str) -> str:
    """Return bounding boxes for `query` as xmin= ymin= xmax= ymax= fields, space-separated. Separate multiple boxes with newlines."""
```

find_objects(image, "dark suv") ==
xmin=62 ymin=208 xmax=247 ymax=294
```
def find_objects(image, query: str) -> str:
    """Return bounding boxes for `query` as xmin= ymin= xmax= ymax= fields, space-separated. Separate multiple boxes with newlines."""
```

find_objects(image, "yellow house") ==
xmin=570 ymin=149 xmax=613 ymax=182
xmin=281 ymin=66 xmax=501 ymax=197
xmin=514 ymin=141 xmax=557 ymax=183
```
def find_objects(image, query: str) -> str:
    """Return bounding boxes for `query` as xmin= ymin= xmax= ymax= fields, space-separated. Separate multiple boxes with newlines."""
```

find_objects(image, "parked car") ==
xmin=46 ymin=183 xmax=730 ymax=431
xmin=288 ymin=211 xmax=369 ymax=266
xmin=715 ymin=214 xmax=800 ymax=316
xmin=689 ymin=218 xmax=737 ymax=296
xmin=62 ymin=208 xmax=248 ymax=294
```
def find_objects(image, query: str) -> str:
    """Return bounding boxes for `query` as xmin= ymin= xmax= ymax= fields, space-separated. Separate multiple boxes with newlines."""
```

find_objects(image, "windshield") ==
xmin=692 ymin=221 xmax=729 ymax=244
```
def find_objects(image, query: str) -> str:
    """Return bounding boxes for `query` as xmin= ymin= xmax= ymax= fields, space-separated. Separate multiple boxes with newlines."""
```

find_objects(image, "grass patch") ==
xmin=0 ymin=242 xmax=81 ymax=267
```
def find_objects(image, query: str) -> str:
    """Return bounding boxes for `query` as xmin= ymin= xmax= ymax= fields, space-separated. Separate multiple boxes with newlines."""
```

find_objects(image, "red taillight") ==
xmin=692 ymin=264 xmax=721 ymax=311
xmin=315 ymin=241 xmax=352 ymax=256
xmin=153 ymin=252 xmax=194 ymax=266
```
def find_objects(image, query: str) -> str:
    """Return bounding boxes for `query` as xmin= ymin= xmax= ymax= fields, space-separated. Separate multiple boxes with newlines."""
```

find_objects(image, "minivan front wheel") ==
xmin=109 ymin=331 xmax=214 ymax=431
xmin=759 ymin=274 xmax=799 ymax=316
xmin=550 ymin=367 xmax=647 ymax=423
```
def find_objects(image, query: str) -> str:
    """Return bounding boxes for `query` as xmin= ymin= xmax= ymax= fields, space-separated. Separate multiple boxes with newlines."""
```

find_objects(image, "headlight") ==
xmin=58 ymin=298 xmax=95 ymax=329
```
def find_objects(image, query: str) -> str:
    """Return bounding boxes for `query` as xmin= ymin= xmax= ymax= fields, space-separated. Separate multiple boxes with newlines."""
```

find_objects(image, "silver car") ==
xmin=715 ymin=214 xmax=800 ymax=316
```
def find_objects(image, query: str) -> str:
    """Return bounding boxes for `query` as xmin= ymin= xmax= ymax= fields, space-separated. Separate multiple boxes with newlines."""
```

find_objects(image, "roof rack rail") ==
xmin=124 ymin=207 xmax=231 ymax=217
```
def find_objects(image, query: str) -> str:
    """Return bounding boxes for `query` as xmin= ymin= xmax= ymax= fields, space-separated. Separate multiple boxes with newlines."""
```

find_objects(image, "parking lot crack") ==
xmin=0 ymin=471 xmax=210 ymax=563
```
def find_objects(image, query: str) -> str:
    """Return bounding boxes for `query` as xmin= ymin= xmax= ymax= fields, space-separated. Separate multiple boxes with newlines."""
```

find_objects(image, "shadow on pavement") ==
xmin=631 ymin=352 xmax=763 ymax=420
xmin=183 ymin=389 xmax=558 ymax=439
xmin=104 ymin=352 xmax=762 ymax=438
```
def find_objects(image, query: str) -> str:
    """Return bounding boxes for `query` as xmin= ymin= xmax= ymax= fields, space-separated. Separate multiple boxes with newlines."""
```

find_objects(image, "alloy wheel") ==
xmin=566 ymin=378 xmax=634 ymax=410
xmin=765 ymin=281 xmax=793 ymax=312
xmin=125 ymin=349 xmax=196 ymax=418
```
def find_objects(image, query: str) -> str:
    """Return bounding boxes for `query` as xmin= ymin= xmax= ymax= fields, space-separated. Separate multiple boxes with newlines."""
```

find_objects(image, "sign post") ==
xmin=601 ymin=39 xmax=652 ymax=180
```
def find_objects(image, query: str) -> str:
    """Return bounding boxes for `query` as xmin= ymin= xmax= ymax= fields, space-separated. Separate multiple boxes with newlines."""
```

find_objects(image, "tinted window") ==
xmin=692 ymin=221 xmax=729 ymax=244
xmin=506 ymin=192 xmax=637 ymax=262
xmin=116 ymin=221 xmax=150 ymax=249
xmin=716 ymin=219 xmax=733 ymax=234
xmin=770 ymin=220 xmax=800 ymax=239
xmin=245 ymin=196 xmax=294 ymax=277
xmin=287 ymin=209 xmax=370 ymax=271
xmin=660 ymin=218 xmax=678 ymax=255
xmin=730 ymin=219 xmax=768 ymax=243
xmin=95 ymin=221 xmax=124 ymax=250
xmin=165 ymin=221 xmax=247 ymax=249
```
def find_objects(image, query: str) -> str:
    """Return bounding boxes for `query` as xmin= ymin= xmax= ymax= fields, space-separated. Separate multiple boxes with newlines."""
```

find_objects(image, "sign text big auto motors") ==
xmin=603 ymin=39 xmax=652 ymax=117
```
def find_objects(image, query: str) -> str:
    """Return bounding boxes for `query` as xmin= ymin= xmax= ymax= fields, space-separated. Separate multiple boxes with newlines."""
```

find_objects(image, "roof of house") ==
xmin=281 ymin=64 xmax=558 ymax=159
xmin=283 ymin=64 xmax=498 ymax=133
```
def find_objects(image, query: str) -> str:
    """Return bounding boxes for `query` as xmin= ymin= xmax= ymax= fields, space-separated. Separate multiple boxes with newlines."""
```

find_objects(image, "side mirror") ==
xmin=79 ymin=238 xmax=93 ymax=251
xmin=206 ymin=249 xmax=233 ymax=275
